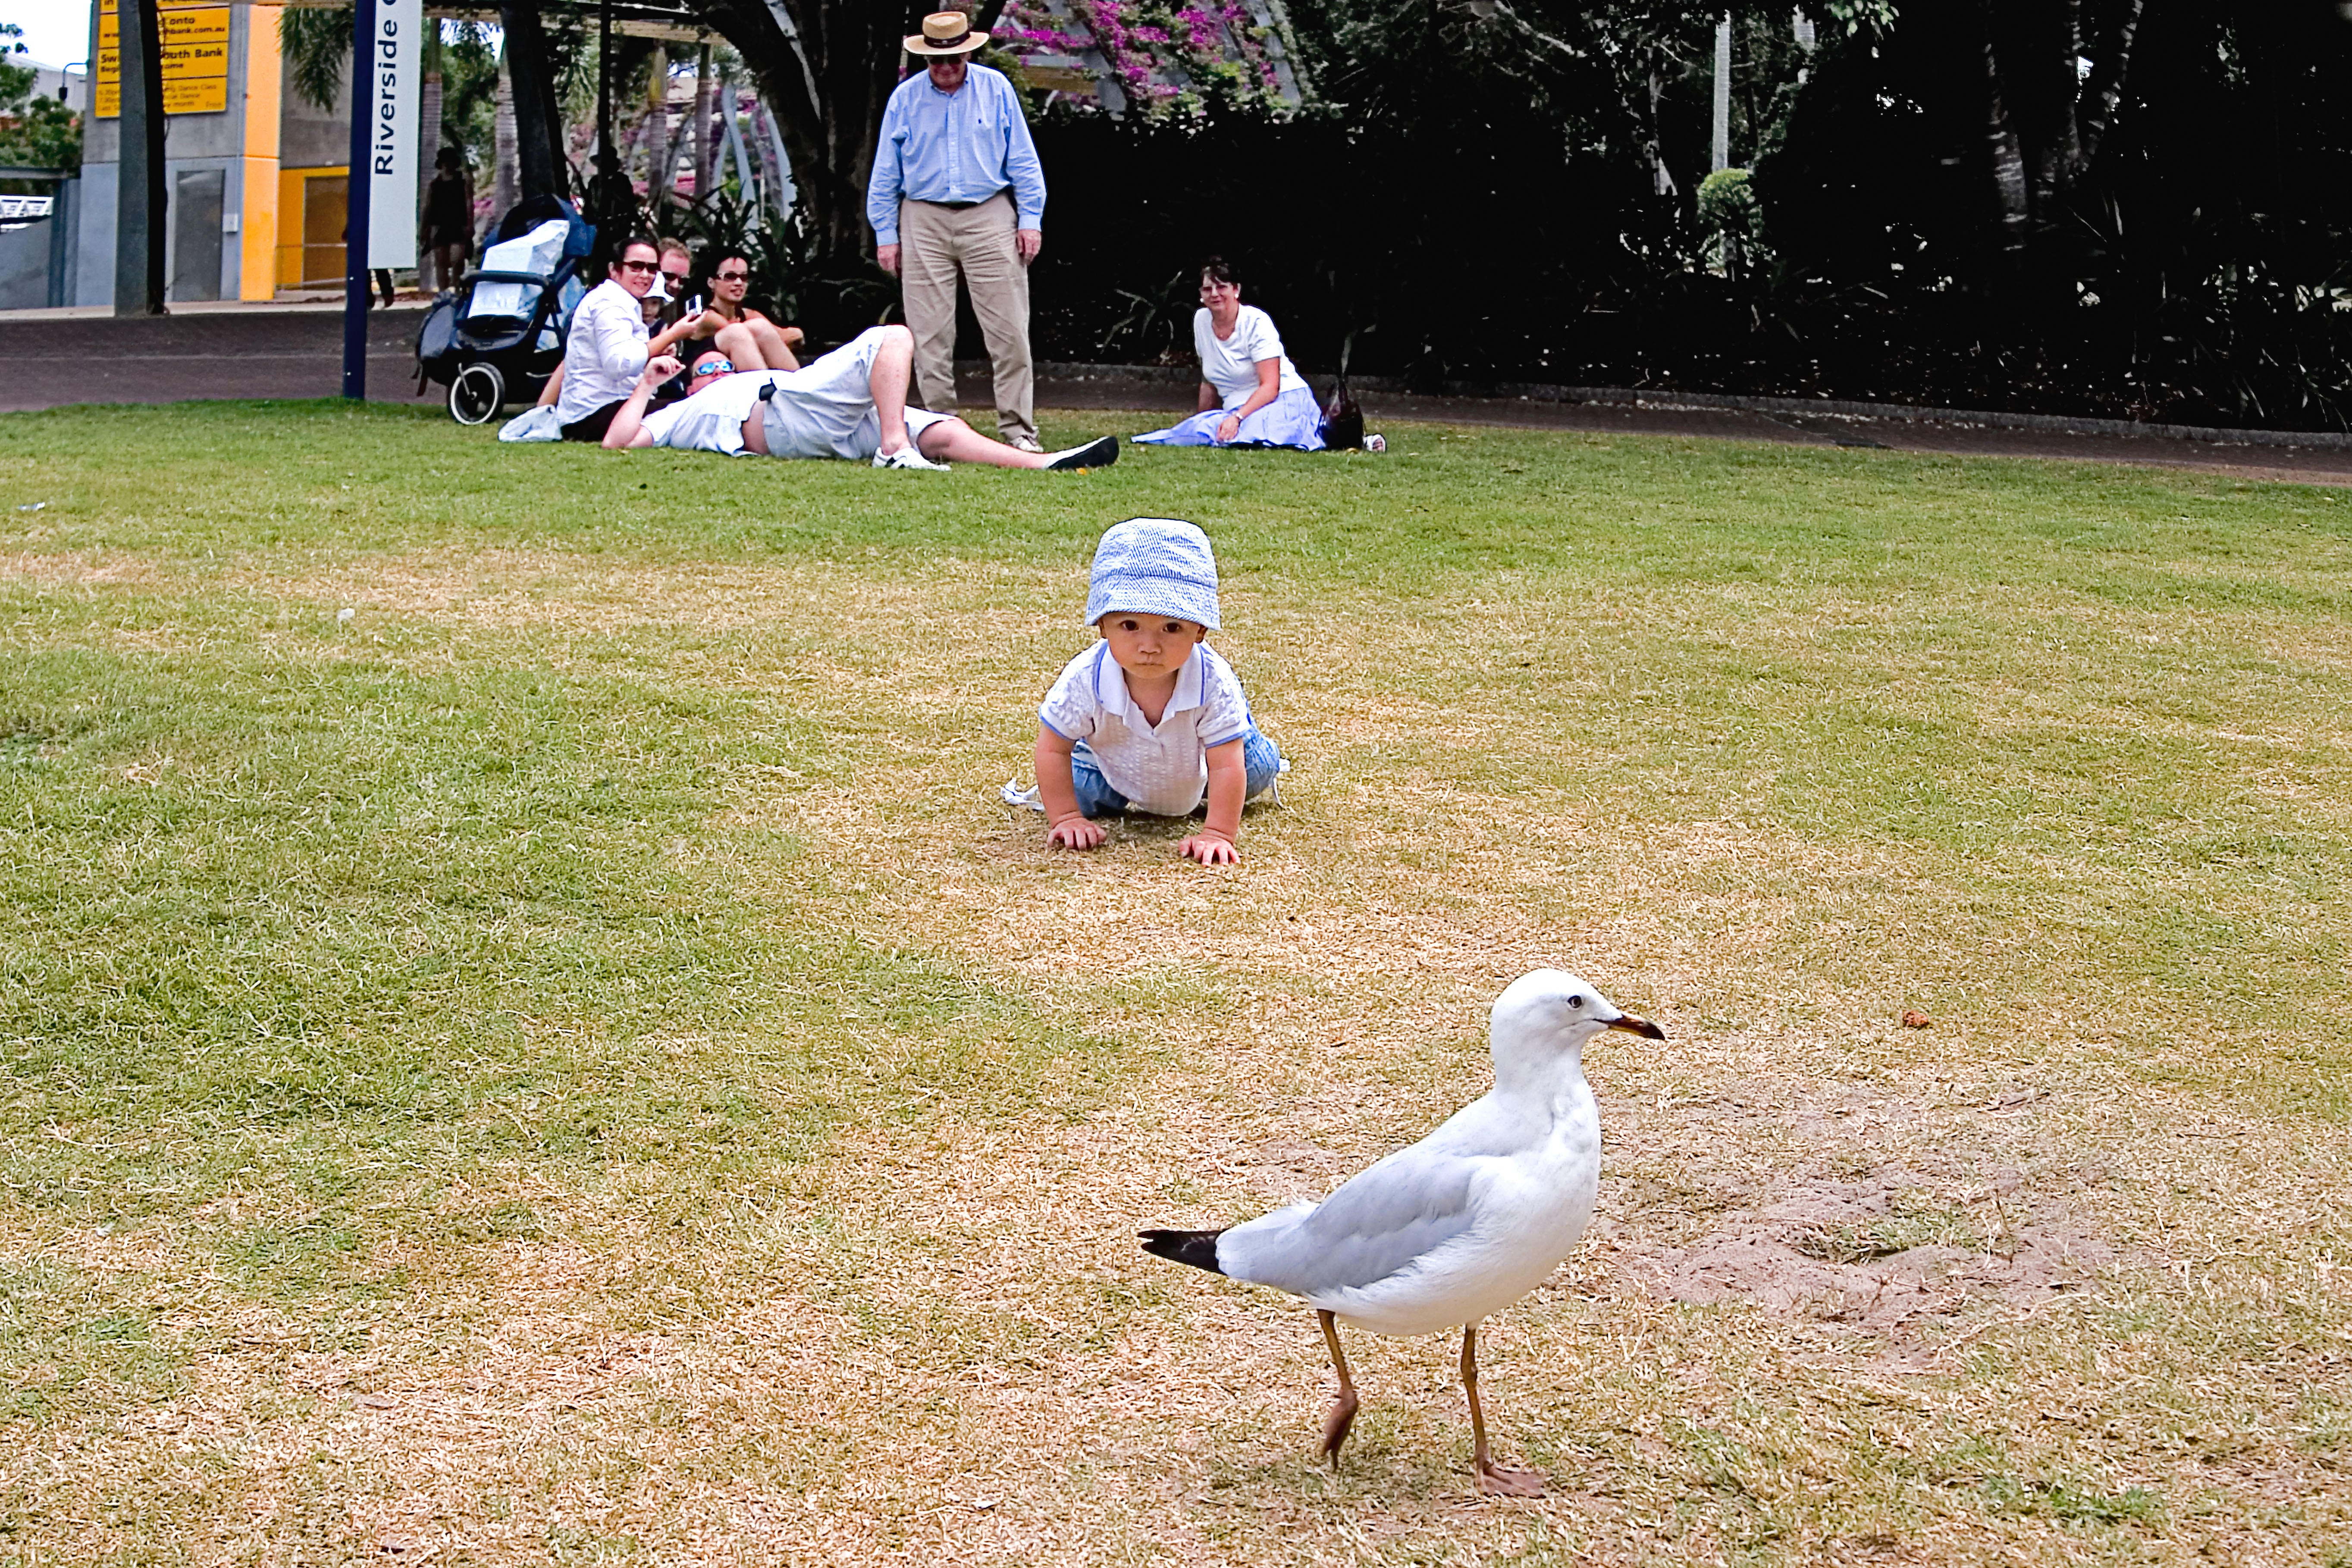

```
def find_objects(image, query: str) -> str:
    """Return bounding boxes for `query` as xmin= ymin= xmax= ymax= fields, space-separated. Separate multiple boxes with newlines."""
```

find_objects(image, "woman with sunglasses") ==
xmin=554 ymin=236 xmax=713 ymax=443
xmin=693 ymin=250 xmax=804 ymax=373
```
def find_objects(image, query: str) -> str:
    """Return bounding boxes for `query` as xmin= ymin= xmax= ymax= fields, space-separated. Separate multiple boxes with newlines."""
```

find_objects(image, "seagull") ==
xmin=1141 ymin=969 xmax=1663 ymax=1496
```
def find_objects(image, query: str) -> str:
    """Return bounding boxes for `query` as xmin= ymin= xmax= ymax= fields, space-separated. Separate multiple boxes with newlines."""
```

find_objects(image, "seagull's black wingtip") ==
xmin=1139 ymin=1227 xmax=1227 ymax=1274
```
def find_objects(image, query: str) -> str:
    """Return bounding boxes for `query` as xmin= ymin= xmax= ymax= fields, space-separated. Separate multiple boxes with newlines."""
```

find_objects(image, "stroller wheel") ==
xmin=449 ymin=363 xmax=506 ymax=425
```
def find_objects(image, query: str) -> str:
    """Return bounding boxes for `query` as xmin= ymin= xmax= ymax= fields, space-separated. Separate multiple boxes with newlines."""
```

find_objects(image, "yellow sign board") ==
xmin=95 ymin=0 xmax=232 ymax=118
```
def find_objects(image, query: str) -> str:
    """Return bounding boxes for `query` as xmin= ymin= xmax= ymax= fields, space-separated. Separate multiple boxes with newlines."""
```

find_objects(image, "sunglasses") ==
xmin=661 ymin=270 xmax=689 ymax=285
xmin=693 ymin=358 xmax=734 ymax=376
xmin=618 ymin=257 xmax=661 ymax=274
xmin=715 ymin=270 xmax=750 ymax=282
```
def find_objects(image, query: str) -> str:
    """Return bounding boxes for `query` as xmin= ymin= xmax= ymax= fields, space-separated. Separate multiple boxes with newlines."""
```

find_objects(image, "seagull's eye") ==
xmin=1568 ymin=996 xmax=1586 ymax=1010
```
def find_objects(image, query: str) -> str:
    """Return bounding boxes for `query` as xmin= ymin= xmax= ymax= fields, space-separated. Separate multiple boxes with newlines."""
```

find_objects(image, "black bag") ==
xmin=1318 ymin=376 xmax=1364 ymax=450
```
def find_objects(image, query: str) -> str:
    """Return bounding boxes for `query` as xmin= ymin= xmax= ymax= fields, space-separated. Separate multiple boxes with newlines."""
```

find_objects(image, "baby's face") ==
xmin=1098 ymin=612 xmax=1205 ymax=680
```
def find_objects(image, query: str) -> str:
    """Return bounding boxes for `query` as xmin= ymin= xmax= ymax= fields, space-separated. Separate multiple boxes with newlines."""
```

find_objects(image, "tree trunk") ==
xmin=418 ymin=72 xmax=444 ymax=208
xmin=493 ymin=54 xmax=519 ymax=223
xmin=1996 ymin=0 xmax=2080 ymax=215
xmin=690 ymin=0 xmax=907 ymax=264
xmin=115 ymin=0 xmax=169 ymax=315
xmin=499 ymin=1 xmax=568 ymax=201
xmin=644 ymin=47 xmax=674 ymax=211
xmin=1981 ymin=23 xmax=2031 ymax=271
xmin=1646 ymin=69 xmax=1676 ymax=197
xmin=2077 ymin=0 xmax=2143 ymax=165
xmin=692 ymin=44 xmax=714 ymax=206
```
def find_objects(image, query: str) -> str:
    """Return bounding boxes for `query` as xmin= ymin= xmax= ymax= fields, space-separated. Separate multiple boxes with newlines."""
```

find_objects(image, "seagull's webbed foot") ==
xmin=1462 ymin=1324 xmax=1547 ymax=1499
xmin=1474 ymin=1458 xmax=1546 ymax=1499
xmin=1319 ymin=1385 xmax=1359 ymax=1465
xmin=1316 ymin=1309 xmax=1360 ymax=1470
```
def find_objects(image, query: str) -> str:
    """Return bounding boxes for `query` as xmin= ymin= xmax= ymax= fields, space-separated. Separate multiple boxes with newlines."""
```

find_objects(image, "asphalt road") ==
xmin=5 ymin=304 xmax=2347 ymax=486
xmin=1 ymin=305 xmax=445 ymax=411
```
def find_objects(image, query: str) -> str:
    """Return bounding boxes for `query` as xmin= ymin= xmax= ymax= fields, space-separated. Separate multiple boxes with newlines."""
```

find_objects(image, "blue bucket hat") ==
xmin=1084 ymin=517 xmax=1221 ymax=630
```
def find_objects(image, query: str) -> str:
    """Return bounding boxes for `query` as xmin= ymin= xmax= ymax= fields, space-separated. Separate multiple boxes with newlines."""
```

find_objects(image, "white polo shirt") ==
xmin=1039 ymin=641 xmax=1254 ymax=816
xmin=639 ymin=370 xmax=787 ymax=455
xmin=556 ymin=279 xmax=650 ymax=424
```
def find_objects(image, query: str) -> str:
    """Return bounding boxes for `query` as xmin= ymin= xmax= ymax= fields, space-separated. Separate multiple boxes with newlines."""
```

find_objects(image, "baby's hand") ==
xmin=1046 ymin=816 xmax=1106 ymax=851
xmin=1179 ymin=832 xmax=1239 ymax=866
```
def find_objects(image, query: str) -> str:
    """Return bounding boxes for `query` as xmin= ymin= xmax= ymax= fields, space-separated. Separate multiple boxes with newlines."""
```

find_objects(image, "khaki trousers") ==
xmin=899 ymin=191 xmax=1035 ymax=443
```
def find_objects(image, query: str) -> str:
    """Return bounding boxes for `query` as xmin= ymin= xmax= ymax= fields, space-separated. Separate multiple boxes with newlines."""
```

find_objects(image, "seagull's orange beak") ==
xmin=1607 ymin=1013 xmax=1665 ymax=1040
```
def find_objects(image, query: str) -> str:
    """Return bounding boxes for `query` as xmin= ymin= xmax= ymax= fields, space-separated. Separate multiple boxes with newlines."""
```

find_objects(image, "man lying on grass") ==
xmin=601 ymin=324 xmax=1118 ymax=471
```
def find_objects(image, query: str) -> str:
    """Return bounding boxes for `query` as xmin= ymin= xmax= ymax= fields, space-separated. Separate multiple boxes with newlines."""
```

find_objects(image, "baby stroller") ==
xmin=415 ymin=197 xmax=595 ymax=424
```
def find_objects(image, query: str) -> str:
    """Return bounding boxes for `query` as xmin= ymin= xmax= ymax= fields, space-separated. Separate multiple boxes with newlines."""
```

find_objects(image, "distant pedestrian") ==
xmin=866 ymin=10 xmax=1047 ymax=452
xmin=339 ymin=223 xmax=400 ymax=310
xmin=419 ymin=147 xmax=474 ymax=294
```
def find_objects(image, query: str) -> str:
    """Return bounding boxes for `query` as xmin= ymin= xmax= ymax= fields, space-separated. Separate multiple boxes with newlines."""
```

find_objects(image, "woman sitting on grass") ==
xmin=1132 ymin=257 xmax=1325 ymax=452
xmin=691 ymin=248 xmax=805 ymax=373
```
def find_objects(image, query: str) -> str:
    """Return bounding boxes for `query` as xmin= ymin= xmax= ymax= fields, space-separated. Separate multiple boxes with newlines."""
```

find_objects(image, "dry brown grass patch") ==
xmin=6 ymin=515 xmax=2347 ymax=1563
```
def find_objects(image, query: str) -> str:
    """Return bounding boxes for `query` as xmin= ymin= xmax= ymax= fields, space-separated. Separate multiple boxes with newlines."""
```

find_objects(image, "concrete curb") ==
xmin=1009 ymin=360 xmax=2352 ymax=452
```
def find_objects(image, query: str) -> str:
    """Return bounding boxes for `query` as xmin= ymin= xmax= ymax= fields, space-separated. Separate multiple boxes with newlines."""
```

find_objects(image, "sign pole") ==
xmin=343 ymin=0 xmax=373 ymax=399
xmin=112 ymin=0 xmax=168 ymax=316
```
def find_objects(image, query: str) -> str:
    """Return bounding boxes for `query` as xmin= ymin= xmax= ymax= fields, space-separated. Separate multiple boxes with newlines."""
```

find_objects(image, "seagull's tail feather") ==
xmin=1139 ymin=1228 xmax=1227 ymax=1274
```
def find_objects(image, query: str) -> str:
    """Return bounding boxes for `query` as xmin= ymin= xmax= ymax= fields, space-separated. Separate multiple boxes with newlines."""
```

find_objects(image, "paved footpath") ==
xmin=5 ymin=302 xmax=2348 ymax=486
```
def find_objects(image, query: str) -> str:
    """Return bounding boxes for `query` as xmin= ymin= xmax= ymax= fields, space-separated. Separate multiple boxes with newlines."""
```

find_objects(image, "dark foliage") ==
xmin=1012 ymin=0 xmax=2352 ymax=431
xmin=278 ymin=7 xmax=352 ymax=115
xmin=664 ymin=191 xmax=897 ymax=340
xmin=1754 ymin=0 xmax=2352 ymax=429
xmin=433 ymin=25 xmax=505 ymax=176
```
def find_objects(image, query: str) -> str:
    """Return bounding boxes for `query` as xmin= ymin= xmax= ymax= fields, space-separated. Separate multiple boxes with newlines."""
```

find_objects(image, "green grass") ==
xmin=1 ymin=399 xmax=2348 ymax=1564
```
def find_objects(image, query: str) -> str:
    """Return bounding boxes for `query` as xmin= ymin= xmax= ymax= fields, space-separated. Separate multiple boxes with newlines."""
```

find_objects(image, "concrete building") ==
xmin=0 ymin=62 xmax=88 ymax=311
xmin=69 ymin=0 xmax=371 ymax=306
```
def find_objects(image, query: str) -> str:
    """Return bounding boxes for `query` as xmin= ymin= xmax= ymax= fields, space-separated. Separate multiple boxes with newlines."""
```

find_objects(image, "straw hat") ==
xmin=904 ymin=10 xmax=989 ymax=55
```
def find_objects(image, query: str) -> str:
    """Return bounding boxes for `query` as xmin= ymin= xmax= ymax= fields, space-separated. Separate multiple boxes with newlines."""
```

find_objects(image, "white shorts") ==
xmin=759 ymin=327 xmax=958 ymax=461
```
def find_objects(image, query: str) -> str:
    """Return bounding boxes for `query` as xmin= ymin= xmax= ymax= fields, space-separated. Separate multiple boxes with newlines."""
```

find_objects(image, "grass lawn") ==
xmin=1 ymin=400 xmax=2347 ymax=1565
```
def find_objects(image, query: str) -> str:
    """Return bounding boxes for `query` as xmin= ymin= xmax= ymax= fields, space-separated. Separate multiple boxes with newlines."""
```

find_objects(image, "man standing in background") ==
xmin=866 ymin=10 xmax=1047 ymax=453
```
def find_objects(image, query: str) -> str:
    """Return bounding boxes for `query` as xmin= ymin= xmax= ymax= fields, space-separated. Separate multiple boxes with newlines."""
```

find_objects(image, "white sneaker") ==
xmin=873 ymin=444 xmax=950 ymax=471
xmin=1006 ymin=433 xmax=1046 ymax=454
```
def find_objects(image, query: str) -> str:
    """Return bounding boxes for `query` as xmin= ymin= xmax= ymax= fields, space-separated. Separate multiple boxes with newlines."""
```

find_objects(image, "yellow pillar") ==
xmin=239 ymin=1 xmax=282 ymax=300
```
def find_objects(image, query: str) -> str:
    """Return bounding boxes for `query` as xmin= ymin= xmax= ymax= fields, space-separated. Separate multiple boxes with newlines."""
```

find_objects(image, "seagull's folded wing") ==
xmin=1219 ymin=1148 xmax=1479 ymax=1299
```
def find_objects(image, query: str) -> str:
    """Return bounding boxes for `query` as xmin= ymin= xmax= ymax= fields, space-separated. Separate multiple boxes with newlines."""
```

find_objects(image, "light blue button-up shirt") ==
xmin=866 ymin=64 xmax=1047 ymax=245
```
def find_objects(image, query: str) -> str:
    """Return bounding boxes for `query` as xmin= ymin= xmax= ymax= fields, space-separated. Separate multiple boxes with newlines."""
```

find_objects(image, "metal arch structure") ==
xmin=285 ymin=0 xmax=881 ymax=261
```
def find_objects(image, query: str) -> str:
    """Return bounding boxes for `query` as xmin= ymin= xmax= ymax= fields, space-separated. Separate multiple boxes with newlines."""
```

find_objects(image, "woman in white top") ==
xmin=1132 ymin=257 xmax=1326 ymax=450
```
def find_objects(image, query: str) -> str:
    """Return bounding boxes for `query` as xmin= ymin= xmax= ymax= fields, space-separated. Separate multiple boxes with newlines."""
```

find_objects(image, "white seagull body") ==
xmin=1142 ymin=969 xmax=1663 ymax=1496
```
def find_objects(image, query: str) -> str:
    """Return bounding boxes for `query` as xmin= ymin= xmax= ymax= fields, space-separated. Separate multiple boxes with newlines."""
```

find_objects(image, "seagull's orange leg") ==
xmin=1462 ymin=1324 xmax=1545 ymax=1497
xmin=1317 ymin=1309 xmax=1360 ymax=1468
